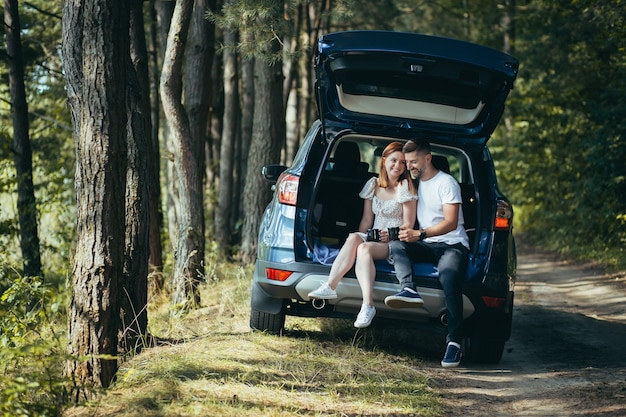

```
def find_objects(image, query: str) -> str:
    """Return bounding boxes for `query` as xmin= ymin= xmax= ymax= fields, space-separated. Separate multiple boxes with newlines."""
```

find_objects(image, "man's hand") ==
xmin=398 ymin=227 xmax=416 ymax=242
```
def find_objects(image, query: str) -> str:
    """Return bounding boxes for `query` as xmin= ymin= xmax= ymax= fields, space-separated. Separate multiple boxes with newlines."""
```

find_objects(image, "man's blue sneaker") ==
xmin=441 ymin=342 xmax=462 ymax=368
xmin=384 ymin=287 xmax=424 ymax=308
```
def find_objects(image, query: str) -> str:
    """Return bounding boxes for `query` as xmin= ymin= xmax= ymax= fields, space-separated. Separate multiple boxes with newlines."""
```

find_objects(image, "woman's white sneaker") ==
xmin=308 ymin=282 xmax=337 ymax=299
xmin=354 ymin=304 xmax=376 ymax=328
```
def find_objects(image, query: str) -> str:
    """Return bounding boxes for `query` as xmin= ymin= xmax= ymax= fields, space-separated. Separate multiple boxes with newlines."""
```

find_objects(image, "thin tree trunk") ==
xmin=182 ymin=0 xmax=216 ymax=260
xmin=235 ymin=35 xmax=254 ymax=231
xmin=4 ymin=0 xmax=42 ymax=278
xmin=502 ymin=0 xmax=515 ymax=56
xmin=160 ymin=0 xmax=202 ymax=309
xmin=156 ymin=0 xmax=179 ymax=262
xmin=207 ymin=39 xmax=224 ymax=191
xmin=283 ymin=3 xmax=302 ymax=164
xmin=215 ymin=17 xmax=238 ymax=253
xmin=501 ymin=0 xmax=515 ymax=133
xmin=62 ymin=0 xmax=129 ymax=396
xmin=120 ymin=0 xmax=152 ymax=354
xmin=241 ymin=0 xmax=285 ymax=263
xmin=147 ymin=0 xmax=164 ymax=280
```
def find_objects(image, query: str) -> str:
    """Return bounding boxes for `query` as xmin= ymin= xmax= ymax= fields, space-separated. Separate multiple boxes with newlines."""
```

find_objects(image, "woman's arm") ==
xmin=401 ymin=199 xmax=417 ymax=230
xmin=357 ymin=198 xmax=375 ymax=233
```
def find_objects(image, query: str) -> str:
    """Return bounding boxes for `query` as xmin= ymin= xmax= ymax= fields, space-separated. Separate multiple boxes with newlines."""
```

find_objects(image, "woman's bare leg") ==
xmin=327 ymin=233 xmax=364 ymax=289
xmin=354 ymin=242 xmax=390 ymax=305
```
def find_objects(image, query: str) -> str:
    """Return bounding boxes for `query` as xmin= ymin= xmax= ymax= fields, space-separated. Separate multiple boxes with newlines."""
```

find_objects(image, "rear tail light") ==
xmin=277 ymin=173 xmax=299 ymax=206
xmin=482 ymin=296 xmax=505 ymax=308
xmin=494 ymin=200 xmax=513 ymax=230
xmin=266 ymin=268 xmax=293 ymax=281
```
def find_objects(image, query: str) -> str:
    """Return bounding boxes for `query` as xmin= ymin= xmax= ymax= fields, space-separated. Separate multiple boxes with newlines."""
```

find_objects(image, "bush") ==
xmin=0 ymin=265 xmax=70 ymax=417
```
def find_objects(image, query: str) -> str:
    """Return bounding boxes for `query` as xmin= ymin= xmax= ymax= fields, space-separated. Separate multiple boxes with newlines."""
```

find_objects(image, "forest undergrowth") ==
xmin=1 ymin=255 xmax=443 ymax=417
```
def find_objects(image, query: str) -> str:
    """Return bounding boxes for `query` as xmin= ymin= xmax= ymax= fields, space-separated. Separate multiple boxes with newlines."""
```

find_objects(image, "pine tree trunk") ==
xmin=236 ymin=38 xmax=255 ymax=223
xmin=155 ymin=0 xmax=179 ymax=268
xmin=120 ymin=0 xmax=152 ymax=353
xmin=207 ymin=41 xmax=224 ymax=191
xmin=154 ymin=1 xmax=179 ymax=264
xmin=147 ymin=1 xmax=164 ymax=278
xmin=215 ymin=18 xmax=238 ymax=253
xmin=4 ymin=0 xmax=42 ymax=278
xmin=182 ymin=0 xmax=216 ymax=261
xmin=62 ymin=0 xmax=129 ymax=396
xmin=160 ymin=0 xmax=203 ymax=309
xmin=241 ymin=0 xmax=285 ymax=264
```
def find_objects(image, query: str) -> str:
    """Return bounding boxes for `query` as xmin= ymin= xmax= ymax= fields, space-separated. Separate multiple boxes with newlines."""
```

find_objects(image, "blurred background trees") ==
xmin=0 ymin=0 xmax=624 ymax=402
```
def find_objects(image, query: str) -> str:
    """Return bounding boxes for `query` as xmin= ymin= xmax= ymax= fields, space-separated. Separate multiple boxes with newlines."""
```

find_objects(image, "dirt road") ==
xmin=432 ymin=243 xmax=626 ymax=416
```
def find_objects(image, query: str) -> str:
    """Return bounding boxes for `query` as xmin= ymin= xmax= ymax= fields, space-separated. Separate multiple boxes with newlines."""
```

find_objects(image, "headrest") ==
xmin=333 ymin=141 xmax=361 ymax=165
xmin=432 ymin=155 xmax=450 ymax=174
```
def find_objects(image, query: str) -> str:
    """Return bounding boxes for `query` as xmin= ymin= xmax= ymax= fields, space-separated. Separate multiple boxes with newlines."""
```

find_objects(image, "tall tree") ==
xmin=155 ymin=0 xmax=180 ymax=276
xmin=160 ymin=0 xmax=203 ymax=308
xmin=182 ymin=0 xmax=216 ymax=259
xmin=235 ymin=31 xmax=255 ymax=228
xmin=240 ymin=0 xmax=286 ymax=263
xmin=215 ymin=0 xmax=239 ymax=254
xmin=120 ymin=0 xmax=152 ymax=353
xmin=62 ymin=0 xmax=129 ymax=395
xmin=3 ymin=0 xmax=42 ymax=278
xmin=147 ymin=1 xmax=164 ymax=279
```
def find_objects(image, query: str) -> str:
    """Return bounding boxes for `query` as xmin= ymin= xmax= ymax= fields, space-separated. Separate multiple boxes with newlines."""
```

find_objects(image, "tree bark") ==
xmin=236 ymin=34 xmax=254 ymax=222
xmin=155 ymin=0 xmax=178 ymax=264
xmin=215 ymin=12 xmax=238 ymax=253
xmin=120 ymin=0 xmax=152 ymax=354
xmin=241 ymin=0 xmax=285 ymax=264
xmin=4 ymin=0 xmax=42 ymax=278
xmin=283 ymin=3 xmax=302 ymax=164
xmin=207 ymin=38 xmax=224 ymax=192
xmin=160 ymin=0 xmax=203 ymax=309
xmin=62 ymin=0 xmax=129 ymax=396
xmin=147 ymin=0 xmax=164 ymax=278
xmin=182 ymin=0 xmax=216 ymax=260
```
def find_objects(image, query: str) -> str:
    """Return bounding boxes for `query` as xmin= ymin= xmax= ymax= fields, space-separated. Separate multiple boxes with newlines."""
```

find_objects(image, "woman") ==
xmin=308 ymin=141 xmax=417 ymax=328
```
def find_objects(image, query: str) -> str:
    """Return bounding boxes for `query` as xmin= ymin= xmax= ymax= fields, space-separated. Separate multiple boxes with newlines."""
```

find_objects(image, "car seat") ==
xmin=331 ymin=141 xmax=369 ymax=175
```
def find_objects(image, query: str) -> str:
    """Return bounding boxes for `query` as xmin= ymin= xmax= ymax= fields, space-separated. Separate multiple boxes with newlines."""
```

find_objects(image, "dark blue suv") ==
xmin=250 ymin=31 xmax=518 ymax=363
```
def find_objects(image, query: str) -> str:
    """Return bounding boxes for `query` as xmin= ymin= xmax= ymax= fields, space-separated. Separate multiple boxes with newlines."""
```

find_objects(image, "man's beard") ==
xmin=410 ymin=168 xmax=421 ymax=180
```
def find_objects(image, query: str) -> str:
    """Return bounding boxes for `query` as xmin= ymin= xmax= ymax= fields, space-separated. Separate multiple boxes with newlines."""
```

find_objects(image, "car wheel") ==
xmin=250 ymin=309 xmax=285 ymax=334
xmin=465 ymin=332 xmax=506 ymax=364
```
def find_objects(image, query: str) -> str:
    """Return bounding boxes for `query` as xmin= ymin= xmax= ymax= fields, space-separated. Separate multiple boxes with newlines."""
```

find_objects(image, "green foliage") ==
xmin=0 ymin=1 xmax=74 ymax=276
xmin=211 ymin=0 xmax=358 ymax=61
xmin=494 ymin=0 xmax=626 ymax=268
xmin=0 ymin=265 xmax=70 ymax=417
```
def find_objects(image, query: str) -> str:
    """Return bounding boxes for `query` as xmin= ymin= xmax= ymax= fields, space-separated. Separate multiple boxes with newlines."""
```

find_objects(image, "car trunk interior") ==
xmin=309 ymin=137 xmax=478 ymax=260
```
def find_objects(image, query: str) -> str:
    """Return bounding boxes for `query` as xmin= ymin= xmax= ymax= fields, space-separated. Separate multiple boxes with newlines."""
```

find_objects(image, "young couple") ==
xmin=309 ymin=138 xmax=469 ymax=368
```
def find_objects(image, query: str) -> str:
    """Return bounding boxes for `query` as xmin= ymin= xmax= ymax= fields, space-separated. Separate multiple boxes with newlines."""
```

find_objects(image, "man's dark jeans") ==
xmin=389 ymin=240 xmax=469 ymax=344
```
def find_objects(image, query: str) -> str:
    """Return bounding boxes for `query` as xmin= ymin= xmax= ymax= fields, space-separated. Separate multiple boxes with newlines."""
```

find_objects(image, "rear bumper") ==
xmin=251 ymin=259 xmax=476 ymax=322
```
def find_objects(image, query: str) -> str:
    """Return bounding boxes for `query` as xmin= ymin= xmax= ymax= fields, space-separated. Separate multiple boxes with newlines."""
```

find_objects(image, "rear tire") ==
xmin=465 ymin=332 xmax=506 ymax=364
xmin=250 ymin=309 xmax=285 ymax=334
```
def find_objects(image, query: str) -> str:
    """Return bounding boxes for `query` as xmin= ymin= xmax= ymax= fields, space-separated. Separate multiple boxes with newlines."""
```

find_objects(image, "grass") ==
xmin=63 ymin=263 xmax=444 ymax=417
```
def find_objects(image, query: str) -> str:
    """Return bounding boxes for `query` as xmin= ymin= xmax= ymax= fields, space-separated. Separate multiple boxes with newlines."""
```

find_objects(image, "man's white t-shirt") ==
xmin=418 ymin=170 xmax=470 ymax=249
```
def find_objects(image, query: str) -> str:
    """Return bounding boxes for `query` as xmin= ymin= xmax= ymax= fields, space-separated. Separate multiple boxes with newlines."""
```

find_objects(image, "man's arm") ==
xmin=399 ymin=203 xmax=460 ymax=242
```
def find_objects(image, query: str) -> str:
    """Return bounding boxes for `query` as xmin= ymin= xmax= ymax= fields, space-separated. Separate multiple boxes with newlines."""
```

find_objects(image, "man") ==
xmin=385 ymin=138 xmax=470 ymax=368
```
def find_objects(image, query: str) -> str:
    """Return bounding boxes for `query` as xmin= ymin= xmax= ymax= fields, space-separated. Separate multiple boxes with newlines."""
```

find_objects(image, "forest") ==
xmin=1 ymin=0 xmax=625 ymax=414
